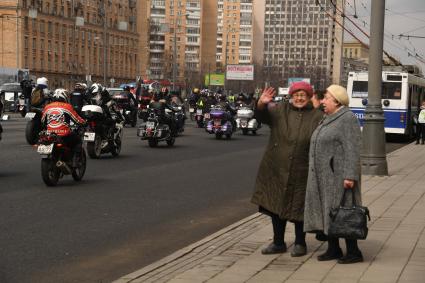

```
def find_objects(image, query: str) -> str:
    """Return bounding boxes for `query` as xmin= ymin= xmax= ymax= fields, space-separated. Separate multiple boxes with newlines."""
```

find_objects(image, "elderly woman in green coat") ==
xmin=304 ymin=85 xmax=363 ymax=264
xmin=251 ymin=82 xmax=323 ymax=257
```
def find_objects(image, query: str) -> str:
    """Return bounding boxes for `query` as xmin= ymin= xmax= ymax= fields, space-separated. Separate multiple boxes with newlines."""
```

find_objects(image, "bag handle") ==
xmin=339 ymin=188 xmax=371 ymax=221
xmin=340 ymin=189 xmax=355 ymax=207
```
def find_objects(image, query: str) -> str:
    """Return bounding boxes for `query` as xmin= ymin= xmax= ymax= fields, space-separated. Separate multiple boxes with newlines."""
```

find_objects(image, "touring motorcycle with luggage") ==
xmin=206 ymin=105 xmax=234 ymax=140
xmin=137 ymin=102 xmax=177 ymax=147
xmin=235 ymin=106 xmax=259 ymax=135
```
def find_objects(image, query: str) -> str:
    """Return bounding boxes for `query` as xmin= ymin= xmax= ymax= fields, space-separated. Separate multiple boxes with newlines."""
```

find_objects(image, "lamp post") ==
xmin=361 ymin=0 xmax=388 ymax=175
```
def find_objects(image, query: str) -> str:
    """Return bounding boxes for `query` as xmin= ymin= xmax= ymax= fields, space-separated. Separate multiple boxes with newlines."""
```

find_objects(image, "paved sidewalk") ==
xmin=114 ymin=142 xmax=425 ymax=283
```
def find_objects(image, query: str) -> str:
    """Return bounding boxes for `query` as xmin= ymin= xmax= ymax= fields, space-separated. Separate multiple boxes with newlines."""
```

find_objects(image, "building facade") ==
xmin=0 ymin=0 xmax=140 ymax=89
xmin=142 ymin=0 xmax=217 ymax=87
xmin=253 ymin=0 xmax=345 ymax=90
xmin=343 ymin=40 xmax=369 ymax=63
xmin=216 ymin=0 xmax=254 ymax=70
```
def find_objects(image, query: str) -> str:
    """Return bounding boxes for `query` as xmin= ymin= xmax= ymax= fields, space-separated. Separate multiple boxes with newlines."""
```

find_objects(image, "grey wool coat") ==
xmin=251 ymin=101 xmax=323 ymax=222
xmin=304 ymin=107 xmax=362 ymax=234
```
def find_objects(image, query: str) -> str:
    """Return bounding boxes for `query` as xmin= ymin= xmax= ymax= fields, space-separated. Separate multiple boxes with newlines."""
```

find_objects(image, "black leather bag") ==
xmin=328 ymin=189 xmax=371 ymax=240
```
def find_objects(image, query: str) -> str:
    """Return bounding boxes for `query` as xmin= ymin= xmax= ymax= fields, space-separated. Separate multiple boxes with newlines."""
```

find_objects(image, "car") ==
xmin=106 ymin=87 xmax=123 ymax=97
xmin=0 ymin=83 xmax=22 ymax=112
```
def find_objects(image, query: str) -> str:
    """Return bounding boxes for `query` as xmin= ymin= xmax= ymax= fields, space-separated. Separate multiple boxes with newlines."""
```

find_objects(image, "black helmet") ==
xmin=123 ymin=85 xmax=131 ymax=91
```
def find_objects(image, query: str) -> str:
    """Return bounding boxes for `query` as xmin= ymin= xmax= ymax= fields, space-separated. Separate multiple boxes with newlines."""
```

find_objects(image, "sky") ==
xmin=344 ymin=0 xmax=425 ymax=72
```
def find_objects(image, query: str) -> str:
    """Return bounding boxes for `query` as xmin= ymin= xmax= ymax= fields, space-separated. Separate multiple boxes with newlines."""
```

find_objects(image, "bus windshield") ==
xmin=351 ymin=81 xmax=402 ymax=100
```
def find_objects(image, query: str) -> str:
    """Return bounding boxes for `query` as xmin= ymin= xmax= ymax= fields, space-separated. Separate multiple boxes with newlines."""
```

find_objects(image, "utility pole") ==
xmin=361 ymin=0 xmax=388 ymax=175
xmin=172 ymin=16 xmax=177 ymax=91
xmin=102 ymin=0 xmax=107 ymax=86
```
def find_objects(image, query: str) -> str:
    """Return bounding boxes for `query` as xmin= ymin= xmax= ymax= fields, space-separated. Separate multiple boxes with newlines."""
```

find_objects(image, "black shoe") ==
xmin=315 ymin=231 xmax=328 ymax=242
xmin=317 ymin=249 xmax=343 ymax=261
xmin=261 ymin=242 xmax=287 ymax=255
xmin=291 ymin=244 xmax=307 ymax=257
xmin=337 ymin=253 xmax=363 ymax=264
xmin=416 ymin=141 xmax=420 ymax=144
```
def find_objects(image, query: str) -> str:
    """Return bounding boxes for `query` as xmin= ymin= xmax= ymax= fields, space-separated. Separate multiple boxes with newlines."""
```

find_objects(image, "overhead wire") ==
xmin=339 ymin=0 xmax=425 ymax=65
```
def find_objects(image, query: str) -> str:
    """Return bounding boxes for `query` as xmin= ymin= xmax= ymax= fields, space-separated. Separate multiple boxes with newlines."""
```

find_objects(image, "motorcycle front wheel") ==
xmin=41 ymin=158 xmax=60 ymax=186
xmin=72 ymin=150 xmax=87 ymax=181
xmin=111 ymin=136 xmax=122 ymax=157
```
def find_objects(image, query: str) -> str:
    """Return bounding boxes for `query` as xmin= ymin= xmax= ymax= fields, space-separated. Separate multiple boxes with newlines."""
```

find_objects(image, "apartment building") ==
xmin=0 ymin=0 xmax=140 ymax=89
xmin=253 ymin=0 xmax=345 ymax=89
xmin=142 ymin=0 xmax=216 ymax=86
xmin=216 ymin=0 xmax=254 ymax=70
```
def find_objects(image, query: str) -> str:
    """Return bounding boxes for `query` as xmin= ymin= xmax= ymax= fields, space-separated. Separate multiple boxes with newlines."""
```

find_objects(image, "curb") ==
xmin=112 ymin=213 xmax=264 ymax=283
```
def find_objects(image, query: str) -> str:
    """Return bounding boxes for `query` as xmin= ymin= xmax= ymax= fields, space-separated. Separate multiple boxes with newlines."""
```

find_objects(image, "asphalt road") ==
xmin=0 ymin=115 xmax=408 ymax=283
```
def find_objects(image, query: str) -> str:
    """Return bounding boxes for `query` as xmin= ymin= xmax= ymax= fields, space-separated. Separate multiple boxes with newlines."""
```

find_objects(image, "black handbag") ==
xmin=328 ymin=189 xmax=371 ymax=240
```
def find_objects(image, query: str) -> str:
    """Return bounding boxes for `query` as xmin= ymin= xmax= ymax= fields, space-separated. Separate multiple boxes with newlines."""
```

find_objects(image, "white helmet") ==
xmin=52 ymin=88 xmax=69 ymax=103
xmin=89 ymin=83 xmax=103 ymax=95
xmin=36 ymin=77 xmax=48 ymax=87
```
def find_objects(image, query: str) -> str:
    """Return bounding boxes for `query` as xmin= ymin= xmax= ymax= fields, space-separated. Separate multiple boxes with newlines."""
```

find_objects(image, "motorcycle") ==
xmin=195 ymin=106 xmax=210 ymax=128
xmin=81 ymin=104 xmax=124 ymax=158
xmin=137 ymin=103 xmax=176 ymax=147
xmin=206 ymin=105 xmax=234 ymax=140
xmin=169 ymin=103 xmax=185 ymax=134
xmin=36 ymin=127 xmax=86 ymax=186
xmin=111 ymin=93 xmax=137 ymax=127
xmin=17 ymin=93 xmax=27 ymax=117
xmin=236 ymin=106 xmax=259 ymax=135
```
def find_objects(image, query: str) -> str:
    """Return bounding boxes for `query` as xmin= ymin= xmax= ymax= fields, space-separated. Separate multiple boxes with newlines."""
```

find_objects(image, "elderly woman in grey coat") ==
xmin=304 ymin=85 xmax=363 ymax=264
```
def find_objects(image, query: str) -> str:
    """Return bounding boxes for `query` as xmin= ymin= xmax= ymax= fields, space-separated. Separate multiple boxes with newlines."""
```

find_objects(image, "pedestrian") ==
xmin=20 ymin=78 xmax=33 ymax=112
xmin=311 ymin=89 xmax=325 ymax=110
xmin=304 ymin=84 xmax=364 ymax=264
xmin=251 ymin=81 xmax=323 ymax=257
xmin=416 ymin=100 xmax=425 ymax=144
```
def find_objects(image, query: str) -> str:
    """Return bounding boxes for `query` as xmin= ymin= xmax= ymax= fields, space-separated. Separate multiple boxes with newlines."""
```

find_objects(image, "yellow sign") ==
xmin=205 ymin=73 xmax=225 ymax=86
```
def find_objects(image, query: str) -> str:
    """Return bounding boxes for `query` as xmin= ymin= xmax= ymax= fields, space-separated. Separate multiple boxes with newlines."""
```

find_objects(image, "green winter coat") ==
xmin=251 ymin=101 xmax=323 ymax=221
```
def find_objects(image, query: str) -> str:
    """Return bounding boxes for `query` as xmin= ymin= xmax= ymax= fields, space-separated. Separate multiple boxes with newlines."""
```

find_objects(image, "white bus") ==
xmin=347 ymin=71 xmax=425 ymax=136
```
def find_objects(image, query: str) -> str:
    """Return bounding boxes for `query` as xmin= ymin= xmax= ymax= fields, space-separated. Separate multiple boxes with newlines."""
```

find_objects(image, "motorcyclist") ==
xmin=149 ymin=90 xmax=178 ymax=136
xmin=20 ymin=78 xmax=33 ymax=112
xmin=216 ymin=92 xmax=237 ymax=128
xmin=69 ymin=82 xmax=88 ymax=114
xmin=188 ymin=88 xmax=200 ymax=106
xmin=122 ymin=85 xmax=138 ymax=110
xmin=41 ymin=89 xmax=86 ymax=166
xmin=87 ymin=83 xmax=124 ymax=135
xmin=30 ymin=77 xmax=50 ymax=109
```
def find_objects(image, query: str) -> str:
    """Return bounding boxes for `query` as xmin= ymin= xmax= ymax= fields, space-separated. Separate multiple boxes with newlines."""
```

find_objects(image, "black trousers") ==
xmin=271 ymin=213 xmax=306 ymax=246
xmin=417 ymin=124 xmax=425 ymax=143
xmin=327 ymin=237 xmax=362 ymax=255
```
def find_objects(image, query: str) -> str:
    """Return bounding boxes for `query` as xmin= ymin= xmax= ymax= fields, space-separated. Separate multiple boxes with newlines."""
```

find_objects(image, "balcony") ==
xmin=150 ymin=48 xmax=165 ymax=53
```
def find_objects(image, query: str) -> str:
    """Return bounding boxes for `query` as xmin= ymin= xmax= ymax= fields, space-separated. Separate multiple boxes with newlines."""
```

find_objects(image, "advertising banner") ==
xmin=205 ymin=73 xmax=225 ymax=86
xmin=226 ymin=65 xmax=254 ymax=81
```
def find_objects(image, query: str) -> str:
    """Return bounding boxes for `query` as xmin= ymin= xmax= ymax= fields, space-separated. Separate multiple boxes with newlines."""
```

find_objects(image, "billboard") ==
xmin=205 ymin=73 xmax=225 ymax=86
xmin=288 ymin=77 xmax=311 ymax=86
xmin=226 ymin=65 xmax=254 ymax=81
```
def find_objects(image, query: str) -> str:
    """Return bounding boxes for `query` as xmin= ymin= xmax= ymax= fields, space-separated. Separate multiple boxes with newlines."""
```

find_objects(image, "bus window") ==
xmin=382 ymin=82 xmax=402 ymax=100
xmin=352 ymin=81 xmax=368 ymax=98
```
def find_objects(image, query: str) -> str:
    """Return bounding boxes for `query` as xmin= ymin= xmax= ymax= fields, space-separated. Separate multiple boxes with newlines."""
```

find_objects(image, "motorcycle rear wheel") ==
xmin=242 ymin=129 xmax=248 ymax=135
xmin=87 ymin=135 xmax=102 ymax=159
xmin=148 ymin=138 xmax=158 ymax=147
xmin=25 ymin=119 xmax=40 ymax=145
xmin=226 ymin=133 xmax=232 ymax=140
xmin=166 ymin=136 xmax=175 ymax=146
xmin=72 ymin=150 xmax=87 ymax=181
xmin=215 ymin=133 xmax=223 ymax=140
xmin=41 ymin=159 xmax=60 ymax=186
